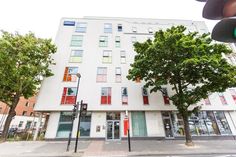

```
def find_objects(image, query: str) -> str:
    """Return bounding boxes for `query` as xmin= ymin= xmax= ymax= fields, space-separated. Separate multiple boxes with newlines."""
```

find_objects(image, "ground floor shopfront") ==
xmin=44 ymin=111 xmax=236 ymax=140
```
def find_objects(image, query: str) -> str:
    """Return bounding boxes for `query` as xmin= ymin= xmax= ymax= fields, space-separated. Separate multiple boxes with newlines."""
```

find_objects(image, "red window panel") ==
xmin=163 ymin=96 xmax=170 ymax=105
xmin=62 ymin=87 xmax=67 ymax=95
xmin=204 ymin=98 xmax=211 ymax=105
xmin=143 ymin=96 xmax=149 ymax=105
xmin=229 ymin=89 xmax=236 ymax=103
xmin=108 ymin=96 xmax=111 ymax=104
xmin=101 ymin=96 xmax=107 ymax=104
xmin=65 ymin=96 xmax=76 ymax=104
xmin=61 ymin=96 xmax=66 ymax=104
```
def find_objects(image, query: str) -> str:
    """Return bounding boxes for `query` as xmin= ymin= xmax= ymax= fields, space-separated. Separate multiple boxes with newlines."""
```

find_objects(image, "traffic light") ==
xmin=80 ymin=103 xmax=87 ymax=116
xmin=201 ymin=0 xmax=236 ymax=43
xmin=72 ymin=102 xmax=79 ymax=120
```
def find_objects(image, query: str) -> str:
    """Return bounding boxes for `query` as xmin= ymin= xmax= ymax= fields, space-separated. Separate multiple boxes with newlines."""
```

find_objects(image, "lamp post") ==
xmin=66 ymin=73 xmax=81 ymax=152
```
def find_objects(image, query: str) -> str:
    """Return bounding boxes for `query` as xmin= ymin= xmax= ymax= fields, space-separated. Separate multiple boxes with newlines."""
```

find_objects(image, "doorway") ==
xmin=106 ymin=120 xmax=120 ymax=140
xmin=162 ymin=112 xmax=174 ymax=138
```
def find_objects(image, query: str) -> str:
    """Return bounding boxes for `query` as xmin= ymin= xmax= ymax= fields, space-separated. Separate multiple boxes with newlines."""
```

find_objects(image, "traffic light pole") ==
xmin=66 ymin=116 xmax=75 ymax=151
xmin=74 ymin=100 xmax=83 ymax=153
xmin=66 ymin=73 xmax=81 ymax=152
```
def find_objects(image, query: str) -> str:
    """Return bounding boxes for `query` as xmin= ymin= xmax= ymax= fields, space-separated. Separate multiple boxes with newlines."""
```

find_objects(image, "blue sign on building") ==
xmin=63 ymin=21 xmax=75 ymax=26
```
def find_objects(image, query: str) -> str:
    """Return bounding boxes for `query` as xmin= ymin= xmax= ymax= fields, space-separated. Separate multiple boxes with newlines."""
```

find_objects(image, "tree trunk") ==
xmin=0 ymin=95 xmax=20 ymax=141
xmin=182 ymin=113 xmax=194 ymax=146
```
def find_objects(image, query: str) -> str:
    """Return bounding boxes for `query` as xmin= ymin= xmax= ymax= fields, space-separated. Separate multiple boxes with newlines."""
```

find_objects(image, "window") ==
xmin=162 ymin=88 xmax=170 ymax=105
xmin=57 ymin=112 xmax=72 ymax=137
xmin=61 ymin=87 xmax=77 ymax=104
xmin=63 ymin=67 xmax=79 ymax=82
xmin=118 ymin=24 xmax=122 ymax=32
xmin=142 ymin=88 xmax=149 ymax=105
xmin=97 ymin=67 xmax=107 ymax=82
xmin=102 ymin=50 xmax=112 ymax=63
xmin=104 ymin=23 xmax=112 ymax=33
xmin=214 ymin=111 xmax=232 ymax=135
xmin=219 ymin=93 xmax=227 ymax=105
xmin=131 ymin=36 xmax=137 ymax=43
xmin=75 ymin=22 xmax=87 ymax=33
xmin=148 ymin=27 xmax=153 ymax=34
xmin=115 ymin=67 xmax=121 ymax=82
xmin=121 ymin=87 xmax=128 ymax=105
xmin=80 ymin=112 xmax=92 ymax=137
xmin=132 ymin=27 xmax=137 ymax=33
xmin=25 ymin=102 xmax=29 ymax=107
xmin=18 ymin=121 xmax=24 ymax=128
xmin=99 ymin=36 xmax=108 ymax=47
xmin=204 ymin=97 xmax=211 ymax=105
xmin=69 ymin=50 xmax=83 ymax=63
xmin=229 ymin=89 xmax=236 ymax=103
xmin=25 ymin=121 xmax=32 ymax=129
xmin=71 ymin=35 xmax=83 ymax=47
xmin=115 ymin=36 xmax=121 ymax=48
xmin=22 ymin=111 xmax=27 ymax=116
xmin=63 ymin=21 xmax=75 ymax=26
xmin=120 ymin=51 xmax=126 ymax=64
xmin=131 ymin=112 xmax=147 ymax=137
xmin=101 ymin=87 xmax=111 ymax=105
xmin=30 ymin=112 xmax=34 ymax=116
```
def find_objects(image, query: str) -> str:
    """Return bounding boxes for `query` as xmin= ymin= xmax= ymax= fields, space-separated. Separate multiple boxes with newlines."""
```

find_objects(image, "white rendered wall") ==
xmin=45 ymin=112 xmax=60 ymax=139
xmin=90 ymin=112 xmax=106 ymax=138
xmin=145 ymin=111 xmax=165 ymax=137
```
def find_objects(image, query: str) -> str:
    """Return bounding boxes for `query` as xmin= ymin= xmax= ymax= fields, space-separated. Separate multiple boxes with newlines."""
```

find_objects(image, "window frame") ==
xmin=120 ymin=51 xmax=126 ymax=64
xmin=71 ymin=35 xmax=83 ymax=47
xmin=142 ymin=87 xmax=149 ymax=105
xmin=115 ymin=67 xmax=122 ymax=83
xmin=102 ymin=50 xmax=112 ymax=63
xmin=97 ymin=67 xmax=107 ymax=82
xmin=69 ymin=50 xmax=83 ymax=63
xmin=63 ymin=67 xmax=79 ymax=82
xmin=101 ymin=87 xmax=111 ymax=105
xmin=75 ymin=22 xmax=87 ymax=33
xmin=61 ymin=87 xmax=77 ymax=105
xmin=121 ymin=87 xmax=128 ymax=105
xmin=99 ymin=36 xmax=108 ymax=47
xmin=104 ymin=23 xmax=112 ymax=33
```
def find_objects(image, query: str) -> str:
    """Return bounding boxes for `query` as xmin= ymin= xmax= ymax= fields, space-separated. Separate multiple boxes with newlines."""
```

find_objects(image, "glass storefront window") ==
xmin=214 ymin=111 xmax=232 ymax=135
xmin=57 ymin=112 xmax=72 ymax=138
xmin=168 ymin=111 xmax=231 ymax=137
xmin=131 ymin=112 xmax=147 ymax=137
xmin=80 ymin=112 xmax=91 ymax=137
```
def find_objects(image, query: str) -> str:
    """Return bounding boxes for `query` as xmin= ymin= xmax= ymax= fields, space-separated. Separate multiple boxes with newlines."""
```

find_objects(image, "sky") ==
xmin=0 ymin=0 xmax=218 ymax=40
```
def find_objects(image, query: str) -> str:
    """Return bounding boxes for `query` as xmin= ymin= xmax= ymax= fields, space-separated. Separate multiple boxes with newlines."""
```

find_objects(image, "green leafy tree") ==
xmin=0 ymin=31 xmax=56 ymax=141
xmin=127 ymin=26 xmax=236 ymax=146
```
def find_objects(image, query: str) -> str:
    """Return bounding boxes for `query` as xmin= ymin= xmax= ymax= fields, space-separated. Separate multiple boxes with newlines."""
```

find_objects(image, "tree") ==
xmin=127 ymin=26 xmax=236 ymax=146
xmin=0 ymin=31 xmax=56 ymax=141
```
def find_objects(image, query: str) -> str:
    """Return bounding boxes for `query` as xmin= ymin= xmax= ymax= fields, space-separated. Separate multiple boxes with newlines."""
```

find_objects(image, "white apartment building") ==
xmin=34 ymin=17 xmax=236 ymax=140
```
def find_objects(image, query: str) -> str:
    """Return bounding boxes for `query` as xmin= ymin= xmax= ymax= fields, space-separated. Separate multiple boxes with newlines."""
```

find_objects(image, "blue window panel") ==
xmin=64 ymin=21 xmax=75 ymax=26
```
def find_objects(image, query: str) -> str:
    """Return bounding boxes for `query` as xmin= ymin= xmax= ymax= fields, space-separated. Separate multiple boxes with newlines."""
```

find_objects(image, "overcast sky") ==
xmin=0 ymin=0 xmax=218 ymax=40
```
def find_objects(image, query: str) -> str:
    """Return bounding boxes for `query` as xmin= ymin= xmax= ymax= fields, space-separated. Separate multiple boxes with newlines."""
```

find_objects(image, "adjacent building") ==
xmin=0 ymin=96 xmax=44 ymax=131
xmin=34 ymin=17 xmax=236 ymax=140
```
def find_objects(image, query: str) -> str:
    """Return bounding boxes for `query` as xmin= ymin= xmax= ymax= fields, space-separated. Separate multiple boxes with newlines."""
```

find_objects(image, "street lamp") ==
xmin=66 ymin=73 xmax=81 ymax=152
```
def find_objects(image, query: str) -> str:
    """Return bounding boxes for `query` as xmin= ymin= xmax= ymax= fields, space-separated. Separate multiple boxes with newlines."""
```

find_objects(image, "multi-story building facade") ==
xmin=35 ymin=17 xmax=236 ymax=140
xmin=0 ymin=96 xmax=45 ymax=131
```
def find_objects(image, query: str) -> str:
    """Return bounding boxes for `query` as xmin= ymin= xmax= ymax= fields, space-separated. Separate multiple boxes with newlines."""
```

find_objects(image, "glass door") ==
xmin=106 ymin=120 xmax=120 ymax=140
xmin=162 ymin=112 xmax=174 ymax=138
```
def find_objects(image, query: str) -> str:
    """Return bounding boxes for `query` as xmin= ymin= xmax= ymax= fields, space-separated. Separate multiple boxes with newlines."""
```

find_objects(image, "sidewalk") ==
xmin=82 ymin=140 xmax=236 ymax=157
xmin=0 ymin=140 xmax=236 ymax=157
